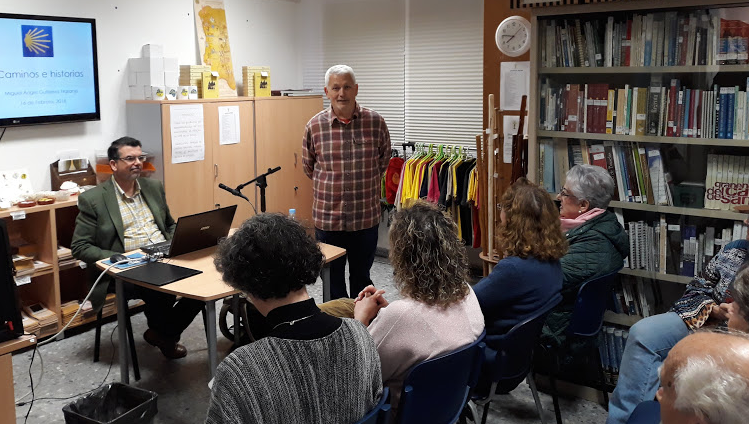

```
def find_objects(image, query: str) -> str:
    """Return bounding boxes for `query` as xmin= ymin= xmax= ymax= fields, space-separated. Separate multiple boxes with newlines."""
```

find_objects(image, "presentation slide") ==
xmin=0 ymin=17 xmax=97 ymax=120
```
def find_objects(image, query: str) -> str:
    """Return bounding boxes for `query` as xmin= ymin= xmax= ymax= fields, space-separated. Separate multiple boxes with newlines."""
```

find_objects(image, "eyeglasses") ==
xmin=559 ymin=188 xmax=576 ymax=199
xmin=117 ymin=155 xmax=148 ymax=164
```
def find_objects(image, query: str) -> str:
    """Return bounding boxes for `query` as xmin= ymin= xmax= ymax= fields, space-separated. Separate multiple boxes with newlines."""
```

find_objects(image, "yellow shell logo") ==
xmin=156 ymin=88 xmax=164 ymax=96
xmin=181 ymin=88 xmax=188 ymax=96
xmin=22 ymin=26 xmax=53 ymax=57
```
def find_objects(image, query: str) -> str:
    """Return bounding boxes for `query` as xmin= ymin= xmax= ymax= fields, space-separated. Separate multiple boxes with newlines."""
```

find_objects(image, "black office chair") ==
xmin=471 ymin=293 xmax=563 ymax=424
xmin=395 ymin=330 xmax=486 ymax=424
xmin=355 ymin=387 xmax=392 ymax=424
xmin=542 ymin=268 xmax=622 ymax=424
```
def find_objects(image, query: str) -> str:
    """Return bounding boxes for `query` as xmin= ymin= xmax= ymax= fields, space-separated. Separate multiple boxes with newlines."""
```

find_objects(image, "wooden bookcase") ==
xmin=529 ymin=0 xmax=749 ymax=329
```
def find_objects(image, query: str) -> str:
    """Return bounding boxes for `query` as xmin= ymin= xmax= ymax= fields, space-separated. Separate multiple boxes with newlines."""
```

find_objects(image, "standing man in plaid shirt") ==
xmin=303 ymin=65 xmax=391 ymax=299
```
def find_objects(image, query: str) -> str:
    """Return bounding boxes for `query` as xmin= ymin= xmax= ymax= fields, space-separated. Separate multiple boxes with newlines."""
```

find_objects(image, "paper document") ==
xmin=170 ymin=104 xmax=205 ymax=164
xmin=502 ymin=116 xmax=528 ymax=164
xmin=499 ymin=61 xmax=530 ymax=111
xmin=218 ymin=106 xmax=240 ymax=145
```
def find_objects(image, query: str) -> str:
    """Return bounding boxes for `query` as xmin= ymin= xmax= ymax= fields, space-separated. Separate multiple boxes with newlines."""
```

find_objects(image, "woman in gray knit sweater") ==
xmin=206 ymin=214 xmax=382 ymax=424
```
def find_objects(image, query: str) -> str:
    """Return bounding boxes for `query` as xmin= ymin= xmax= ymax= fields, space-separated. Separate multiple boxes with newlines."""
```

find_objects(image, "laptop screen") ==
xmin=168 ymin=205 xmax=237 ymax=257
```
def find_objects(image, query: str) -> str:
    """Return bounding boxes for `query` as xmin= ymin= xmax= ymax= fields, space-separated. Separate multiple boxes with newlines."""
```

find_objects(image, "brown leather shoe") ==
xmin=144 ymin=329 xmax=187 ymax=359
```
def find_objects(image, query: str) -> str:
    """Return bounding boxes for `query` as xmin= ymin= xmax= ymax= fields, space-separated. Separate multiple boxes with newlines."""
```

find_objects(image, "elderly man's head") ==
xmin=657 ymin=331 xmax=749 ymax=424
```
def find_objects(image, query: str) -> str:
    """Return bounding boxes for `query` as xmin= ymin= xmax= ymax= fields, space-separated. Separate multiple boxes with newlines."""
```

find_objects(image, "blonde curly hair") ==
xmin=389 ymin=200 xmax=469 ymax=307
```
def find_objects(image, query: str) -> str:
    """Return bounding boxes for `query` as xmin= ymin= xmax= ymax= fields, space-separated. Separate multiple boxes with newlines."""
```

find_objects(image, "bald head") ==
xmin=657 ymin=331 xmax=749 ymax=424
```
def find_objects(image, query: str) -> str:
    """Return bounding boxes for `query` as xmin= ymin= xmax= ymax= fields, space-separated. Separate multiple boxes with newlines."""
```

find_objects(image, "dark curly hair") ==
xmin=213 ymin=213 xmax=324 ymax=300
xmin=497 ymin=178 xmax=568 ymax=261
xmin=389 ymin=200 xmax=470 ymax=308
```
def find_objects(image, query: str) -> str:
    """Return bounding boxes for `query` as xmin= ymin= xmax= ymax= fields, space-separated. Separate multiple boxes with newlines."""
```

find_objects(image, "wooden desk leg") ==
xmin=116 ymin=279 xmax=130 ymax=384
xmin=205 ymin=300 xmax=218 ymax=379
xmin=321 ymin=265 xmax=331 ymax=302
xmin=1 ymin=353 xmax=15 ymax=424
xmin=231 ymin=294 xmax=240 ymax=346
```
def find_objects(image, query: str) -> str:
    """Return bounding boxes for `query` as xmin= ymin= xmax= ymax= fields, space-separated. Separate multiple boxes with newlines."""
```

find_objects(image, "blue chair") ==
xmin=626 ymin=400 xmax=660 ymax=424
xmin=396 ymin=330 xmax=486 ymax=424
xmin=471 ymin=293 xmax=563 ymax=424
xmin=356 ymin=387 xmax=392 ymax=424
xmin=544 ymin=268 xmax=622 ymax=424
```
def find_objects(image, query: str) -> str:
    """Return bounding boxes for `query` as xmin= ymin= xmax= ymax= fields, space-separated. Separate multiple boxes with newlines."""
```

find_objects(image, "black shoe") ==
xmin=144 ymin=329 xmax=187 ymax=359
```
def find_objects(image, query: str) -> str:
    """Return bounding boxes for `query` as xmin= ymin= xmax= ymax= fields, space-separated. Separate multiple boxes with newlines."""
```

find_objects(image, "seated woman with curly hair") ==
xmin=472 ymin=178 xmax=568 ymax=394
xmin=354 ymin=200 xmax=485 ymax=409
xmin=207 ymin=214 xmax=382 ymax=424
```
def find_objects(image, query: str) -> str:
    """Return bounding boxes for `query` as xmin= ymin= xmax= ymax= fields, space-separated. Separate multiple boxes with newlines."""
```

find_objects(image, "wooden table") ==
xmin=1 ymin=335 xmax=36 ymax=423
xmin=97 ymin=242 xmax=346 ymax=383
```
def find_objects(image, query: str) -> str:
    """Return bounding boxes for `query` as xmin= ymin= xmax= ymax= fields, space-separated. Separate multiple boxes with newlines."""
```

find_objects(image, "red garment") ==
xmin=426 ymin=160 xmax=444 ymax=203
xmin=385 ymin=157 xmax=405 ymax=204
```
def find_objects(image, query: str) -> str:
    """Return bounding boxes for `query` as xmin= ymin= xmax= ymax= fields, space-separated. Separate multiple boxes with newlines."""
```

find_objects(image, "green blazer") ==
xmin=70 ymin=178 xmax=176 ymax=310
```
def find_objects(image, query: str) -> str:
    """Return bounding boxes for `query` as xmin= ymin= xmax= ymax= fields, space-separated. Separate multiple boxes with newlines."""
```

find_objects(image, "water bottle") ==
xmin=289 ymin=208 xmax=296 ymax=220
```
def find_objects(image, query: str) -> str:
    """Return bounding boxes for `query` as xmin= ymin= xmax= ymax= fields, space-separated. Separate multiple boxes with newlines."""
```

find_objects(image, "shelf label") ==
xmin=15 ymin=275 xmax=31 ymax=286
xmin=10 ymin=211 xmax=26 ymax=220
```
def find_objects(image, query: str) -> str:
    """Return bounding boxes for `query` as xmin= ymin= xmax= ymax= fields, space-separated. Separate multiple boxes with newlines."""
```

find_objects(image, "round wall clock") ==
xmin=495 ymin=16 xmax=532 ymax=57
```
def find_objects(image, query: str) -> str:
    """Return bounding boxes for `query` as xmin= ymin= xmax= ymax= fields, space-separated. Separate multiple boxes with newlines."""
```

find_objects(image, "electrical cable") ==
xmin=13 ymin=259 xmax=141 ymax=403
xmin=19 ymin=325 xmax=118 ymax=421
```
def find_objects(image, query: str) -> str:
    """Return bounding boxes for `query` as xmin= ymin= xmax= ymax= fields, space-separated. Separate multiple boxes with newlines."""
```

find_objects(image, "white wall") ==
xmin=0 ymin=0 xmax=305 ymax=191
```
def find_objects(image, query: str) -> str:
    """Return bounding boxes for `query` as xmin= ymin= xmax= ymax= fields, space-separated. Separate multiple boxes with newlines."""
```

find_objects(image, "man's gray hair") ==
xmin=673 ymin=350 xmax=749 ymax=424
xmin=325 ymin=64 xmax=356 ymax=86
xmin=564 ymin=164 xmax=614 ymax=209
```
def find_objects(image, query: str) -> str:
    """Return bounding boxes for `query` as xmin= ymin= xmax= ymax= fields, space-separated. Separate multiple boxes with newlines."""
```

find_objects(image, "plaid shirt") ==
xmin=303 ymin=103 xmax=391 ymax=231
xmin=113 ymin=177 xmax=167 ymax=251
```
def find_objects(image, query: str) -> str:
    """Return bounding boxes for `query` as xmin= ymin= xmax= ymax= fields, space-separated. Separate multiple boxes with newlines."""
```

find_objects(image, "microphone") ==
xmin=218 ymin=183 xmax=249 ymax=202
xmin=267 ymin=166 xmax=281 ymax=175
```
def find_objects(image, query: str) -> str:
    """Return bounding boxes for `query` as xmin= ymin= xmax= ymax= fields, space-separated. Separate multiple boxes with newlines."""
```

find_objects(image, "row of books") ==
xmin=539 ymin=139 xmax=670 ymax=206
xmin=598 ymin=326 xmax=629 ymax=383
xmin=609 ymin=276 xmax=659 ymax=318
xmin=704 ymin=154 xmax=749 ymax=210
xmin=623 ymin=216 xmax=748 ymax=278
xmin=540 ymin=79 xmax=749 ymax=140
xmin=540 ymin=9 xmax=748 ymax=68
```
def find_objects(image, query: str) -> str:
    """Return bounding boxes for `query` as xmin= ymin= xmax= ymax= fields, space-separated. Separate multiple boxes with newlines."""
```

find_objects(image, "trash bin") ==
xmin=62 ymin=383 xmax=158 ymax=424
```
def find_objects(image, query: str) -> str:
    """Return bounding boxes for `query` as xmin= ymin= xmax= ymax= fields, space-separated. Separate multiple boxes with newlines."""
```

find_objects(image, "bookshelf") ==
xmin=529 ymin=0 xmax=749 ymax=331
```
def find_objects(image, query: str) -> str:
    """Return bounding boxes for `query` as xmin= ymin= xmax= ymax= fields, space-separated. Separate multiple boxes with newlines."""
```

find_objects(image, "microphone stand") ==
xmin=227 ymin=166 xmax=281 ymax=213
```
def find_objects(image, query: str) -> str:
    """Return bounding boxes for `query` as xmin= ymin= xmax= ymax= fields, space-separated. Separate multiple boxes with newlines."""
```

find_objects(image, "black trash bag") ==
xmin=62 ymin=383 xmax=157 ymax=424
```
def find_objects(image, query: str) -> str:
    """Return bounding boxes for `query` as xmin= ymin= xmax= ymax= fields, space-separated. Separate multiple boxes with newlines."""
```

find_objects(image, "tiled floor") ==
xmin=12 ymin=256 xmax=607 ymax=423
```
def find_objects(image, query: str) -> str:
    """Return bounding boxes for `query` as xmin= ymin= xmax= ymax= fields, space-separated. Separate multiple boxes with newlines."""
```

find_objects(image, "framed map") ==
xmin=193 ymin=0 xmax=237 ymax=97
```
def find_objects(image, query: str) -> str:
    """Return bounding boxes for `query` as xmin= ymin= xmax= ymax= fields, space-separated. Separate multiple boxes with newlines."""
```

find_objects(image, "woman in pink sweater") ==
xmin=354 ymin=201 xmax=485 ymax=409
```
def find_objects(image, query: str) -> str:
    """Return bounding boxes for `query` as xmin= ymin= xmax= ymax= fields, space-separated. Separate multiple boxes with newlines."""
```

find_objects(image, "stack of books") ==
xmin=242 ymin=66 xmax=255 ymax=97
xmin=61 ymin=300 xmax=85 ymax=327
xmin=179 ymin=65 xmax=211 ymax=96
xmin=102 ymin=294 xmax=117 ymax=317
xmin=23 ymin=302 xmax=58 ymax=336
xmin=21 ymin=312 xmax=39 ymax=335
xmin=57 ymin=246 xmax=78 ymax=269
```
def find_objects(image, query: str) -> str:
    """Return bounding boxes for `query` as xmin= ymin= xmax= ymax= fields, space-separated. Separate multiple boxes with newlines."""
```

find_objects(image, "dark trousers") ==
xmin=124 ymin=282 xmax=204 ymax=341
xmin=315 ymin=225 xmax=379 ymax=299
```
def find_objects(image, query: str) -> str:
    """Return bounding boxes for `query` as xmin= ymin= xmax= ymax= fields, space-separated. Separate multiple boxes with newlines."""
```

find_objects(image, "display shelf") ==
xmin=539 ymin=64 xmax=749 ymax=75
xmin=63 ymin=300 xmax=145 ymax=330
xmin=59 ymin=260 xmax=84 ymax=272
xmin=609 ymin=201 xmax=746 ymax=220
xmin=537 ymin=130 xmax=749 ymax=147
xmin=619 ymin=268 xmax=694 ymax=285
xmin=0 ymin=198 xmax=78 ymax=219
xmin=603 ymin=311 xmax=642 ymax=327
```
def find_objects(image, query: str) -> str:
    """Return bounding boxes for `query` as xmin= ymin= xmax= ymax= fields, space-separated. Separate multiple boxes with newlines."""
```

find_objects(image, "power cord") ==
xmin=19 ymin=325 xmax=118 ymax=422
xmin=13 ymin=259 xmax=140 ymax=404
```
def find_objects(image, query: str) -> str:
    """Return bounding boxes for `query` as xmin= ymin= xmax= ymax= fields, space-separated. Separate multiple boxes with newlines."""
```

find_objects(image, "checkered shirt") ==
xmin=113 ymin=177 xmax=166 ymax=251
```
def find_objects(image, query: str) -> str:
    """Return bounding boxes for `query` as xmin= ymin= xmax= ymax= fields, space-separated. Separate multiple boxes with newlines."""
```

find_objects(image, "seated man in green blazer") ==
xmin=71 ymin=136 xmax=204 ymax=359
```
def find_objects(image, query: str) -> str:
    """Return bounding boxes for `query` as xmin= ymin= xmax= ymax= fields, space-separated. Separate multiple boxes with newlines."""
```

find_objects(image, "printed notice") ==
xmin=170 ymin=104 xmax=205 ymax=164
xmin=499 ymin=61 xmax=530 ymax=111
xmin=218 ymin=105 xmax=240 ymax=145
xmin=502 ymin=116 xmax=528 ymax=164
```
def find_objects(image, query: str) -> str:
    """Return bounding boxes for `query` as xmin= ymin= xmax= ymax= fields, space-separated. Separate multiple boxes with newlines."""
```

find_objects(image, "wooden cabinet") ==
xmin=127 ymin=96 xmax=322 ymax=228
xmin=255 ymin=96 xmax=323 ymax=226
xmin=127 ymin=99 xmax=256 ymax=228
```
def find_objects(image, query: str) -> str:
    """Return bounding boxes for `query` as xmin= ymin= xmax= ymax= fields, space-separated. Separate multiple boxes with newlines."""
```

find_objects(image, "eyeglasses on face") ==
xmin=559 ymin=188 xmax=576 ymax=199
xmin=117 ymin=155 xmax=148 ymax=164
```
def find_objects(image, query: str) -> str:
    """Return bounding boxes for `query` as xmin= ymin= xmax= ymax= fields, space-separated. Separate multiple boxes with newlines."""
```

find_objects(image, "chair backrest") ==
xmin=396 ymin=330 xmax=486 ymax=424
xmin=626 ymin=400 xmax=661 ymax=424
xmin=355 ymin=387 xmax=391 ymax=424
xmin=490 ymin=293 xmax=563 ymax=383
xmin=567 ymin=268 xmax=622 ymax=338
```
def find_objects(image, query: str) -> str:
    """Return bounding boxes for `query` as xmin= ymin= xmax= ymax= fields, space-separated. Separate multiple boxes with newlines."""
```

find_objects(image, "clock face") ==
xmin=496 ymin=16 xmax=531 ymax=57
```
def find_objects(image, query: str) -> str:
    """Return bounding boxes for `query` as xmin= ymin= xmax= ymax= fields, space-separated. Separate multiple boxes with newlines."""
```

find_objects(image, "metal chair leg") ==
xmin=549 ymin=374 xmax=563 ymax=424
xmin=527 ymin=371 xmax=547 ymax=424
xmin=125 ymin=312 xmax=140 ymax=381
xmin=93 ymin=309 xmax=103 ymax=362
xmin=480 ymin=402 xmax=490 ymax=424
xmin=595 ymin=346 xmax=608 ymax=408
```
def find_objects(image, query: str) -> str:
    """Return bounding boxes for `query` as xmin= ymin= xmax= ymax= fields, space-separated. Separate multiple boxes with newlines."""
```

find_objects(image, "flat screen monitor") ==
xmin=0 ymin=13 xmax=100 ymax=127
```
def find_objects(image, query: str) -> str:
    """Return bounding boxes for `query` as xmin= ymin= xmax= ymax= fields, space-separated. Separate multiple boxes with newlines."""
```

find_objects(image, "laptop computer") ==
xmin=141 ymin=205 xmax=237 ymax=258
